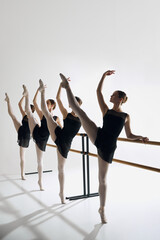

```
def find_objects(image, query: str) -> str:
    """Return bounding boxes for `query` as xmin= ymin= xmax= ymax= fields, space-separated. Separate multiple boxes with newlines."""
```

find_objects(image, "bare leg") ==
xmin=22 ymin=85 xmax=37 ymax=134
xmin=60 ymin=74 xmax=98 ymax=144
xmin=19 ymin=147 xmax=26 ymax=180
xmin=39 ymin=80 xmax=58 ymax=142
xmin=60 ymin=74 xmax=109 ymax=223
xmin=5 ymin=93 xmax=21 ymax=132
xmin=98 ymin=155 xmax=109 ymax=224
xmin=35 ymin=144 xmax=44 ymax=191
xmin=56 ymin=149 xmax=66 ymax=204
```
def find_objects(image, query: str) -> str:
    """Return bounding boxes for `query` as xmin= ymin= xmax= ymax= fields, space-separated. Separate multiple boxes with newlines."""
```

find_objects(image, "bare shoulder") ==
xmin=125 ymin=113 xmax=130 ymax=123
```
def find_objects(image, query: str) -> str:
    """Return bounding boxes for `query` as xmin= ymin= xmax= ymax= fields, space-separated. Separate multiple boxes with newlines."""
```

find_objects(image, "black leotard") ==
xmin=95 ymin=109 xmax=127 ymax=163
xmin=17 ymin=115 xmax=30 ymax=148
xmin=55 ymin=113 xmax=81 ymax=158
xmin=33 ymin=115 xmax=57 ymax=152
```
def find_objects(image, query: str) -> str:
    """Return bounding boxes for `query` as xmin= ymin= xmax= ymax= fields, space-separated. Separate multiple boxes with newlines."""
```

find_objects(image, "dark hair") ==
xmin=75 ymin=96 xmax=82 ymax=105
xmin=30 ymin=104 xmax=35 ymax=113
xmin=117 ymin=90 xmax=128 ymax=104
xmin=47 ymin=99 xmax=56 ymax=110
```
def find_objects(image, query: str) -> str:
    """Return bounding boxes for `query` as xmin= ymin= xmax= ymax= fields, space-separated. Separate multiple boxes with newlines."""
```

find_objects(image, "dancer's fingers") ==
xmin=103 ymin=70 xmax=115 ymax=76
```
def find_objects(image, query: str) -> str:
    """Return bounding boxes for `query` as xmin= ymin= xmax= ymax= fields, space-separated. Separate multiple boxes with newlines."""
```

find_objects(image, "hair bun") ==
xmin=123 ymin=96 xmax=128 ymax=103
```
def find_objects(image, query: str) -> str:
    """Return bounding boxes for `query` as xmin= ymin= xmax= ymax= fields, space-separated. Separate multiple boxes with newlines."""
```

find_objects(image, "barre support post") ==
xmin=66 ymin=134 xmax=99 ymax=200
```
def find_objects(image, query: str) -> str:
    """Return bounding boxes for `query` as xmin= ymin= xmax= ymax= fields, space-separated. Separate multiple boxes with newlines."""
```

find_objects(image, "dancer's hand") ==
xmin=5 ymin=93 xmax=9 ymax=102
xmin=103 ymin=70 xmax=115 ymax=78
xmin=141 ymin=137 xmax=149 ymax=143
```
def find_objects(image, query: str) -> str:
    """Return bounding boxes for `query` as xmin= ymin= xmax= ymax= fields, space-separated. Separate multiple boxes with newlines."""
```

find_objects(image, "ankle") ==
xmin=99 ymin=207 xmax=105 ymax=212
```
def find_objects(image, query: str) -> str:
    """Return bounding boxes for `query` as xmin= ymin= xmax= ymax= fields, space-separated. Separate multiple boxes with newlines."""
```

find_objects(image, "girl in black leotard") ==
xmin=59 ymin=71 xmax=149 ymax=224
xmin=38 ymin=80 xmax=82 ymax=204
xmin=22 ymin=85 xmax=60 ymax=191
xmin=55 ymin=83 xmax=81 ymax=158
xmin=5 ymin=93 xmax=35 ymax=180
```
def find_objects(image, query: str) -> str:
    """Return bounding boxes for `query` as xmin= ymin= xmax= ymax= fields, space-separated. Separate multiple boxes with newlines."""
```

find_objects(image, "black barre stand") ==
xmin=66 ymin=134 xmax=99 ymax=201
xmin=25 ymin=170 xmax=52 ymax=175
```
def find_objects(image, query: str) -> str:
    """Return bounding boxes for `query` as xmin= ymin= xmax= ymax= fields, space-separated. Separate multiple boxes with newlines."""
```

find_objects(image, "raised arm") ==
xmin=33 ymin=88 xmax=43 ymax=120
xmin=18 ymin=96 xmax=26 ymax=117
xmin=96 ymin=70 xmax=115 ymax=116
xmin=56 ymin=83 xmax=68 ymax=119
xmin=56 ymin=116 xmax=63 ymax=128
xmin=125 ymin=115 xmax=149 ymax=143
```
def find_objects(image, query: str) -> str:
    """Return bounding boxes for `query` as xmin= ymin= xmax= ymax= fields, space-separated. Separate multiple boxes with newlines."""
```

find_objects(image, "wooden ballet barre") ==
xmin=77 ymin=133 xmax=88 ymax=137
xmin=87 ymin=152 xmax=160 ymax=173
xmin=118 ymin=138 xmax=160 ymax=146
xmin=76 ymin=134 xmax=160 ymax=146
xmin=47 ymin=143 xmax=83 ymax=154
xmin=47 ymin=136 xmax=160 ymax=173
xmin=47 ymin=134 xmax=160 ymax=201
xmin=77 ymin=134 xmax=160 ymax=146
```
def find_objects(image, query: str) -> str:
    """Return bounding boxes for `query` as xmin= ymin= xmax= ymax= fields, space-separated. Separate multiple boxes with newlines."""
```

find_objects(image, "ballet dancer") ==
xmin=22 ymin=85 xmax=60 ymax=190
xmin=59 ymin=70 xmax=149 ymax=223
xmin=5 ymin=93 xmax=35 ymax=180
xmin=38 ymin=79 xmax=82 ymax=204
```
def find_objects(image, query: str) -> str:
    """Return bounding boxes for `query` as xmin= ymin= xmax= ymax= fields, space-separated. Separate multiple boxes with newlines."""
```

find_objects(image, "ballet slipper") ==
xmin=59 ymin=73 xmax=69 ymax=89
xmin=38 ymin=180 xmax=44 ymax=191
xmin=22 ymin=85 xmax=28 ymax=97
xmin=59 ymin=192 xmax=66 ymax=204
xmin=98 ymin=208 xmax=107 ymax=224
xmin=38 ymin=79 xmax=46 ymax=92
xmin=21 ymin=176 xmax=26 ymax=180
xmin=5 ymin=93 xmax=9 ymax=102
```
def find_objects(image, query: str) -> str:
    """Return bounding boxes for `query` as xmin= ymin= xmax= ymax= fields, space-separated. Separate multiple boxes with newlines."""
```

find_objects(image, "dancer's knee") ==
xmin=20 ymin=159 xmax=24 ymax=165
xmin=58 ymin=164 xmax=64 ymax=174
xmin=99 ymin=176 xmax=107 ymax=185
xmin=37 ymin=160 xmax=42 ymax=169
xmin=37 ymin=165 xmax=42 ymax=172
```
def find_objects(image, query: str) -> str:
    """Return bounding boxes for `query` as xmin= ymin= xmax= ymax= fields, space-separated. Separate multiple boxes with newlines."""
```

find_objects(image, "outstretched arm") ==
xmin=125 ymin=115 xmax=149 ymax=143
xmin=33 ymin=88 xmax=43 ymax=120
xmin=56 ymin=83 xmax=68 ymax=119
xmin=96 ymin=70 xmax=115 ymax=116
xmin=18 ymin=96 xmax=26 ymax=117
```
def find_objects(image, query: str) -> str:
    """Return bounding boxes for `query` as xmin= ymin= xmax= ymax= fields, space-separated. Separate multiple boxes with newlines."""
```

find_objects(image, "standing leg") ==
xmin=60 ymin=74 xmax=98 ymax=144
xmin=35 ymin=144 xmax=44 ymax=191
xmin=19 ymin=147 xmax=26 ymax=180
xmin=60 ymin=74 xmax=110 ymax=223
xmin=5 ymin=93 xmax=21 ymax=132
xmin=98 ymin=155 xmax=109 ymax=224
xmin=56 ymin=149 xmax=66 ymax=204
xmin=39 ymin=80 xmax=58 ymax=142
xmin=22 ymin=85 xmax=37 ymax=134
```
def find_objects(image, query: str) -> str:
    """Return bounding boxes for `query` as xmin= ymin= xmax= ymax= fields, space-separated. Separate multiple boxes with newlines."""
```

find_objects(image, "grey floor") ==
xmin=0 ymin=164 xmax=160 ymax=240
